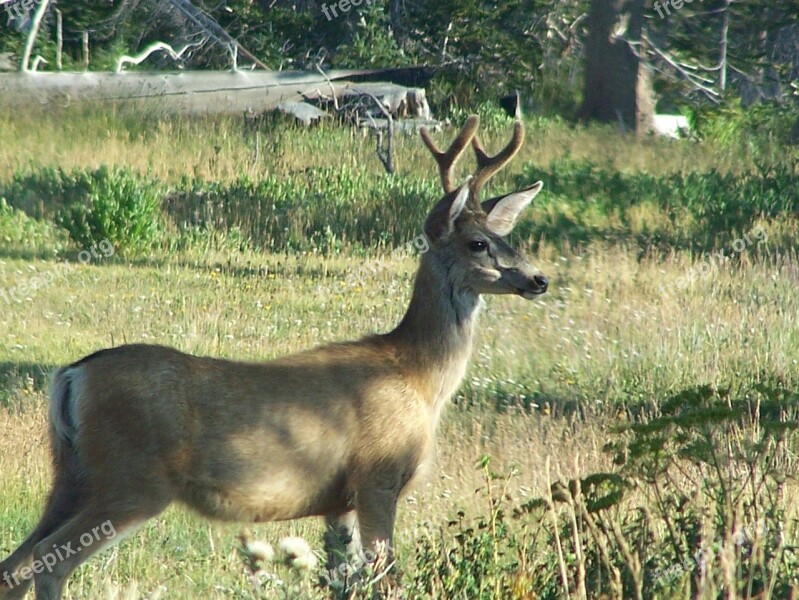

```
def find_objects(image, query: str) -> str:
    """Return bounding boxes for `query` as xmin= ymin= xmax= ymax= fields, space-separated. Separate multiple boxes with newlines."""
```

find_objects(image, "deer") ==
xmin=0 ymin=114 xmax=547 ymax=600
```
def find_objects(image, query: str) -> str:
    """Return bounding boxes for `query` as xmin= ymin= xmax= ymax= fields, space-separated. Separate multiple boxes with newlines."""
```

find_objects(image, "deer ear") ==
xmin=447 ymin=180 xmax=471 ymax=227
xmin=482 ymin=181 xmax=543 ymax=236
xmin=424 ymin=179 xmax=472 ymax=240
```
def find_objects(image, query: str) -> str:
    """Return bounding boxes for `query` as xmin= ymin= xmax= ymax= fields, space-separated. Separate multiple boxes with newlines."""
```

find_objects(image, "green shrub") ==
xmin=163 ymin=157 xmax=799 ymax=257
xmin=688 ymin=100 xmax=799 ymax=154
xmin=4 ymin=166 xmax=165 ymax=254
xmin=3 ymin=167 xmax=93 ymax=221
xmin=57 ymin=166 xmax=163 ymax=253
xmin=334 ymin=4 xmax=406 ymax=69
xmin=54 ymin=166 xmax=163 ymax=254
xmin=409 ymin=456 xmax=527 ymax=599
xmin=501 ymin=385 xmax=799 ymax=599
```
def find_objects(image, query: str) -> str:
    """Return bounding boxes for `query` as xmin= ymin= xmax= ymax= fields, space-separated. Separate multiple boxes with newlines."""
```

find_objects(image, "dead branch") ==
xmin=115 ymin=40 xmax=206 ymax=73
xmin=315 ymin=64 xmax=339 ymax=111
xmin=21 ymin=0 xmax=50 ymax=72
xmin=366 ymin=93 xmax=395 ymax=175
xmin=642 ymin=33 xmax=721 ymax=102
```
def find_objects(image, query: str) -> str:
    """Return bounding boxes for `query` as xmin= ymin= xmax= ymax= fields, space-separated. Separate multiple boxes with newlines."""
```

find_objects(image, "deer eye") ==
xmin=468 ymin=240 xmax=488 ymax=253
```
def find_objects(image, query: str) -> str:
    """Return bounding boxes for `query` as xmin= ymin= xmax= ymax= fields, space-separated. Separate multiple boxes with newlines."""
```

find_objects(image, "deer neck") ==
xmin=387 ymin=251 xmax=482 ymax=418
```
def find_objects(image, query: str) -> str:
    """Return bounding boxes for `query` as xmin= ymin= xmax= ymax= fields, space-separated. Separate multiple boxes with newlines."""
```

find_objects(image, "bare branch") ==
xmin=366 ymin=94 xmax=395 ymax=175
xmin=21 ymin=0 xmax=50 ymax=72
xmin=115 ymin=40 xmax=206 ymax=73
xmin=315 ymin=64 xmax=339 ymax=112
xmin=642 ymin=33 xmax=721 ymax=103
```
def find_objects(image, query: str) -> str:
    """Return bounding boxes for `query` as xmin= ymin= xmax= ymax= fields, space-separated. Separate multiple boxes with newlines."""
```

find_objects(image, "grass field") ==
xmin=0 ymin=106 xmax=798 ymax=599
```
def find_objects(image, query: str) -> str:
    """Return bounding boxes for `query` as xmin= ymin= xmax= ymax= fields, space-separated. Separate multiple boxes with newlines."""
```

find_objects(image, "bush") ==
xmin=688 ymin=100 xmax=799 ymax=154
xmin=55 ymin=166 xmax=164 ymax=254
xmin=165 ymin=156 xmax=799 ymax=256
xmin=333 ymin=4 xmax=406 ymax=69
xmin=407 ymin=386 xmax=799 ymax=599
xmin=410 ymin=456 xmax=527 ymax=599
xmin=3 ymin=167 xmax=93 ymax=221
xmin=4 ymin=166 xmax=165 ymax=254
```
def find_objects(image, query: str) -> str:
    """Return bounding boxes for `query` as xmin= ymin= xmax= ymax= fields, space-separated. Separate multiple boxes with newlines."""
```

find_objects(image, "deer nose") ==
xmin=533 ymin=275 xmax=548 ymax=291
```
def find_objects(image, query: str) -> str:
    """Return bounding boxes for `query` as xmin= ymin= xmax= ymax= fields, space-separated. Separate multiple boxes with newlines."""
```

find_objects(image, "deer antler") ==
xmin=420 ymin=115 xmax=479 ymax=193
xmin=469 ymin=118 xmax=524 ymax=199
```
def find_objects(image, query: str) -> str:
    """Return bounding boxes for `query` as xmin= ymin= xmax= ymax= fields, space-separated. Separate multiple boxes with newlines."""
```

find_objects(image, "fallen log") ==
xmin=0 ymin=67 xmax=434 ymax=116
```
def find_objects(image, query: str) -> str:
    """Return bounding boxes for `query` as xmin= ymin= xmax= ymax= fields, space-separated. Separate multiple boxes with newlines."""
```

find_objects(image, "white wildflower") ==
xmin=245 ymin=539 xmax=275 ymax=564
xmin=278 ymin=536 xmax=319 ymax=571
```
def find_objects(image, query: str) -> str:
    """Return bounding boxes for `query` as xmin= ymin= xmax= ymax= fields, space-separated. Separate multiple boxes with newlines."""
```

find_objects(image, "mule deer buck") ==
xmin=0 ymin=114 xmax=547 ymax=599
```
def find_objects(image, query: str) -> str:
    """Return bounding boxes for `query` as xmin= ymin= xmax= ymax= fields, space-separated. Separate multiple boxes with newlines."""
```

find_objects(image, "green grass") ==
xmin=0 ymin=106 xmax=798 ymax=598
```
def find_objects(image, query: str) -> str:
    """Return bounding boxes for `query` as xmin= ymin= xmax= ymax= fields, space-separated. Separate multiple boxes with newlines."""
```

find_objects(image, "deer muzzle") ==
xmin=506 ymin=268 xmax=548 ymax=298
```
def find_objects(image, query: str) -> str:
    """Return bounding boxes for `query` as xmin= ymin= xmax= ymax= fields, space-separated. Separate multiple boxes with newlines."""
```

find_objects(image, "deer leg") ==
xmin=30 ymin=493 xmax=169 ymax=600
xmin=324 ymin=509 xmax=360 ymax=569
xmin=1 ymin=459 xmax=85 ymax=599
xmin=355 ymin=486 xmax=400 ymax=595
xmin=1 ymin=514 xmax=65 ymax=600
xmin=322 ymin=509 xmax=361 ymax=589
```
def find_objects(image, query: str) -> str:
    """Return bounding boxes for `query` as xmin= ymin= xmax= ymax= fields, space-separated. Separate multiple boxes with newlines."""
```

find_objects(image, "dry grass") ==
xmin=0 ymin=106 xmax=770 ymax=190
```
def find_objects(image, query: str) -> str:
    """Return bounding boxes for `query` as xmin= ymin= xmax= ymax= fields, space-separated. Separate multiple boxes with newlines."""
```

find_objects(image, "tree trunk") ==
xmin=579 ymin=0 xmax=653 ymax=134
xmin=390 ymin=0 xmax=406 ymax=48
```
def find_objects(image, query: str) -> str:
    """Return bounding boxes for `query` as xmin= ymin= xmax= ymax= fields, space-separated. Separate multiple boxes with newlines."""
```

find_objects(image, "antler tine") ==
xmin=470 ymin=118 xmax=524 ymax=198
xmin=420 ymin=115 xmax=480 ymax=193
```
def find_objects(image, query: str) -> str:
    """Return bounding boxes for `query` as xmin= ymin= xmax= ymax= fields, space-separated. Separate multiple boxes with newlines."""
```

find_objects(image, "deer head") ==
xmin=419 ymin=115 xmax=548 ymax=300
